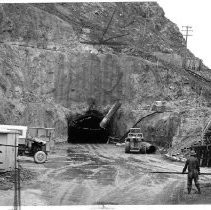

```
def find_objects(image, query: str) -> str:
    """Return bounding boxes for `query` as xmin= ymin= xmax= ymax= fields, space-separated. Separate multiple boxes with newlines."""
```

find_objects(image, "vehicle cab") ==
xmin=125 ymin=128 xmax=144 ymax=153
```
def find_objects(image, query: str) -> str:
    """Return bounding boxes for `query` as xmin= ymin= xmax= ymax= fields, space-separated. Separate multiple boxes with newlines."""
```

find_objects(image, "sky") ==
xmin=1 ymin=0 xmax=211 ymax=69
xmin=158 ymin=0 xmax=211 ymax=69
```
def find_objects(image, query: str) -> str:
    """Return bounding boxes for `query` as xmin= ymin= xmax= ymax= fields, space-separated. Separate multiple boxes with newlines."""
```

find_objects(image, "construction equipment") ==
xmin=22 ymin=127 xmax=55 ymax=163
xmin=151 ymin=101 xmax=166 ymax=112
xmin=125 ymin=128 xmax=156 ymax=154
xmin=186 ymin=119 xmax=211 ymax=167
xmin=104 ymin=111 xmax=158 ymax=153
xmin=100 ymin=101 xmax=121 ymax=129
xmin=119 ymin=112 xmax=158 ymax=143
xmin=125 ymin=128 xmax=143 ymax=153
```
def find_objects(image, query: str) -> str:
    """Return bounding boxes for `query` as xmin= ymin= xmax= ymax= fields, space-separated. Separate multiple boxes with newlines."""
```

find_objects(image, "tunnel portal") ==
xmin=68 ymin=110 xmax=109 ymax=143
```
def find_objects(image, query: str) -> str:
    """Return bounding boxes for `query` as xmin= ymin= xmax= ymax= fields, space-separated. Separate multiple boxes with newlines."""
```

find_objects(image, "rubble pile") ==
xmin=164 ymin=153 xmax=187 ymax=163
xmin=0 ymin=166 xmax=36 ymax=190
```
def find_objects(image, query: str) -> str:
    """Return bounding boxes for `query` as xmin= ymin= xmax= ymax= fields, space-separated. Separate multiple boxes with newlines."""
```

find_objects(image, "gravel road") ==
xmin=1 ymin=143 xmax=211 ymax=205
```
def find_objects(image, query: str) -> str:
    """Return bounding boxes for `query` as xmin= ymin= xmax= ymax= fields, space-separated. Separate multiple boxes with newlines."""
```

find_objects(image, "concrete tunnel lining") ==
xmin=67 ymin=110 xmax=110 ymax=143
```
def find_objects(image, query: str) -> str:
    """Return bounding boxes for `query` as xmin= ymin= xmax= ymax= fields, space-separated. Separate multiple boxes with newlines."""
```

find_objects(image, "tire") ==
xmin=34 ymin=151 xmax=47 ymax=164
xmin=140 ymin=146 xmax=147 ymax=154
xmin=125 ymin=142 xmax=130 ymax=153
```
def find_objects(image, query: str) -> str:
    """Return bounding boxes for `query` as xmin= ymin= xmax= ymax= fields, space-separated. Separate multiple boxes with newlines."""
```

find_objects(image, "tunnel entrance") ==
xmin=67 ymin=110 xmax=110 ymax=144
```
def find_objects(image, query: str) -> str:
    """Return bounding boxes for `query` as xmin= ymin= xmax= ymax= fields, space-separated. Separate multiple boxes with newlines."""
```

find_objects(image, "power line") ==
xmin=182 ymin=25 xmax=193 ymax=47
xmin=181 ymin=26 xmax=193 ymax=68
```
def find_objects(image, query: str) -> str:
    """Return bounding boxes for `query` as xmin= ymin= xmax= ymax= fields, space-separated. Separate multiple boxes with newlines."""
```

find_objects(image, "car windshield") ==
xmin=130 ymin=128 xmax=141 ymax=133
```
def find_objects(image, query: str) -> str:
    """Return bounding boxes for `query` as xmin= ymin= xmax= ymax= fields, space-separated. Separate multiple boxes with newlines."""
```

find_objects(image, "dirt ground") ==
xmin=0 ymin=143 xmax=211 ymax=206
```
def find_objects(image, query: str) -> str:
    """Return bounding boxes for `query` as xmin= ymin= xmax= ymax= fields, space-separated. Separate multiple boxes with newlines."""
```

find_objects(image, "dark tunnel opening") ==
xmin=67 ymin=110 xmax=110 ymax=144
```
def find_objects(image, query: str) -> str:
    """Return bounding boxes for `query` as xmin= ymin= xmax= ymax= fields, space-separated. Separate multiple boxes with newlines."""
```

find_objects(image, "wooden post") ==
xmin=199 ymin=148 xmax=203 ymax=166
xmin=202 ymin=148 xmax=207 ymax=167
xmin=207 ymin=146 xmax=211 ymax=167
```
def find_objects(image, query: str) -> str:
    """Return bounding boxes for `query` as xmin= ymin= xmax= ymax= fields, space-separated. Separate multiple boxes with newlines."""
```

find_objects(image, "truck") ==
xmin=125 ymin=128 xmax=156 ymax=154
xmin=25 ymin=127 xmax=55 ymax=163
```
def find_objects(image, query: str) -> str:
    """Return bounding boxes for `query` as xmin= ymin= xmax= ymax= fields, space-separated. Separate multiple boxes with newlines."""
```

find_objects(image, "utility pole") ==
xmin=14 ymin=134 xmax=21 ymax=210
xmin=182 ymin=25 xmax=193 ymax=47
xmin=181 ymin=26 xmax=193 ymax=68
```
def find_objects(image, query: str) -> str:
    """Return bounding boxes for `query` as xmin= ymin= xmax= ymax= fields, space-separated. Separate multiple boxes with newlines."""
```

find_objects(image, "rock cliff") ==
xmin=0 ymin=2 xmax=211 ymax=149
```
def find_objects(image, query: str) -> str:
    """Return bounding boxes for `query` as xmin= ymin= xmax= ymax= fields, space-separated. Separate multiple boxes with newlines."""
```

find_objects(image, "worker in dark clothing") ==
xmin=182 ymin=150 xmax=201 ymax=194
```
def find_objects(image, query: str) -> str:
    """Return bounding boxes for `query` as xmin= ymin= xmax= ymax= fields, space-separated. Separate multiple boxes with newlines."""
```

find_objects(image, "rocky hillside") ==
xmin=0 ymin=2 xmax=211 ymax=149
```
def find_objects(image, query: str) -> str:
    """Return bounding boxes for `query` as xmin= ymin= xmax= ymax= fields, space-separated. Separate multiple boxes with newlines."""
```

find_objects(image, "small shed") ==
xmin=0 ymin=125 xmax=27 ymax=145
xmin=0 ymin=129 xmax=19 ymax=172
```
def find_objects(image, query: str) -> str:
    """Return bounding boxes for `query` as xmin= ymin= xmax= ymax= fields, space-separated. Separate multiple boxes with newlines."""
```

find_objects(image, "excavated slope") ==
xmin=0 ymin=2 xmax=211 ymax=148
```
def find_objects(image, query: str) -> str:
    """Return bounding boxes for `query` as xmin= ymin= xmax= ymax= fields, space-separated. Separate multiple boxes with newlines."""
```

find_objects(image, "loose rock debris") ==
xmin=0 ymin=166 xmax=36 ymax=190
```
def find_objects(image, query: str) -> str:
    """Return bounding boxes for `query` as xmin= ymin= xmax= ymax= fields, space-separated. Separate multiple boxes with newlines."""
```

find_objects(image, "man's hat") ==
xmin=190 ymin=150 xmax=196 ymax=156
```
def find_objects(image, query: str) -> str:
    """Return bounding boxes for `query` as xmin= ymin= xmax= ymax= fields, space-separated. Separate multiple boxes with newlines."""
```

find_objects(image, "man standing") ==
xmin=182 ymin=150 xmax=201 ymax=194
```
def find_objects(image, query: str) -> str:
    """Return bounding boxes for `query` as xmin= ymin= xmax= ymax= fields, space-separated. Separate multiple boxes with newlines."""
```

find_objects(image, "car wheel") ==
xmin=34 ymin=151 xmax=47 ymax=164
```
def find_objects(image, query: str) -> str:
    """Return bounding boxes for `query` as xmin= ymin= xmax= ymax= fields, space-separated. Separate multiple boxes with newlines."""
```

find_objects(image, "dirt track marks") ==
xmin=16 ymin=143 xmax=211 ymax=205
xmin=46 ymin=144 xmax=185 ymax=204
